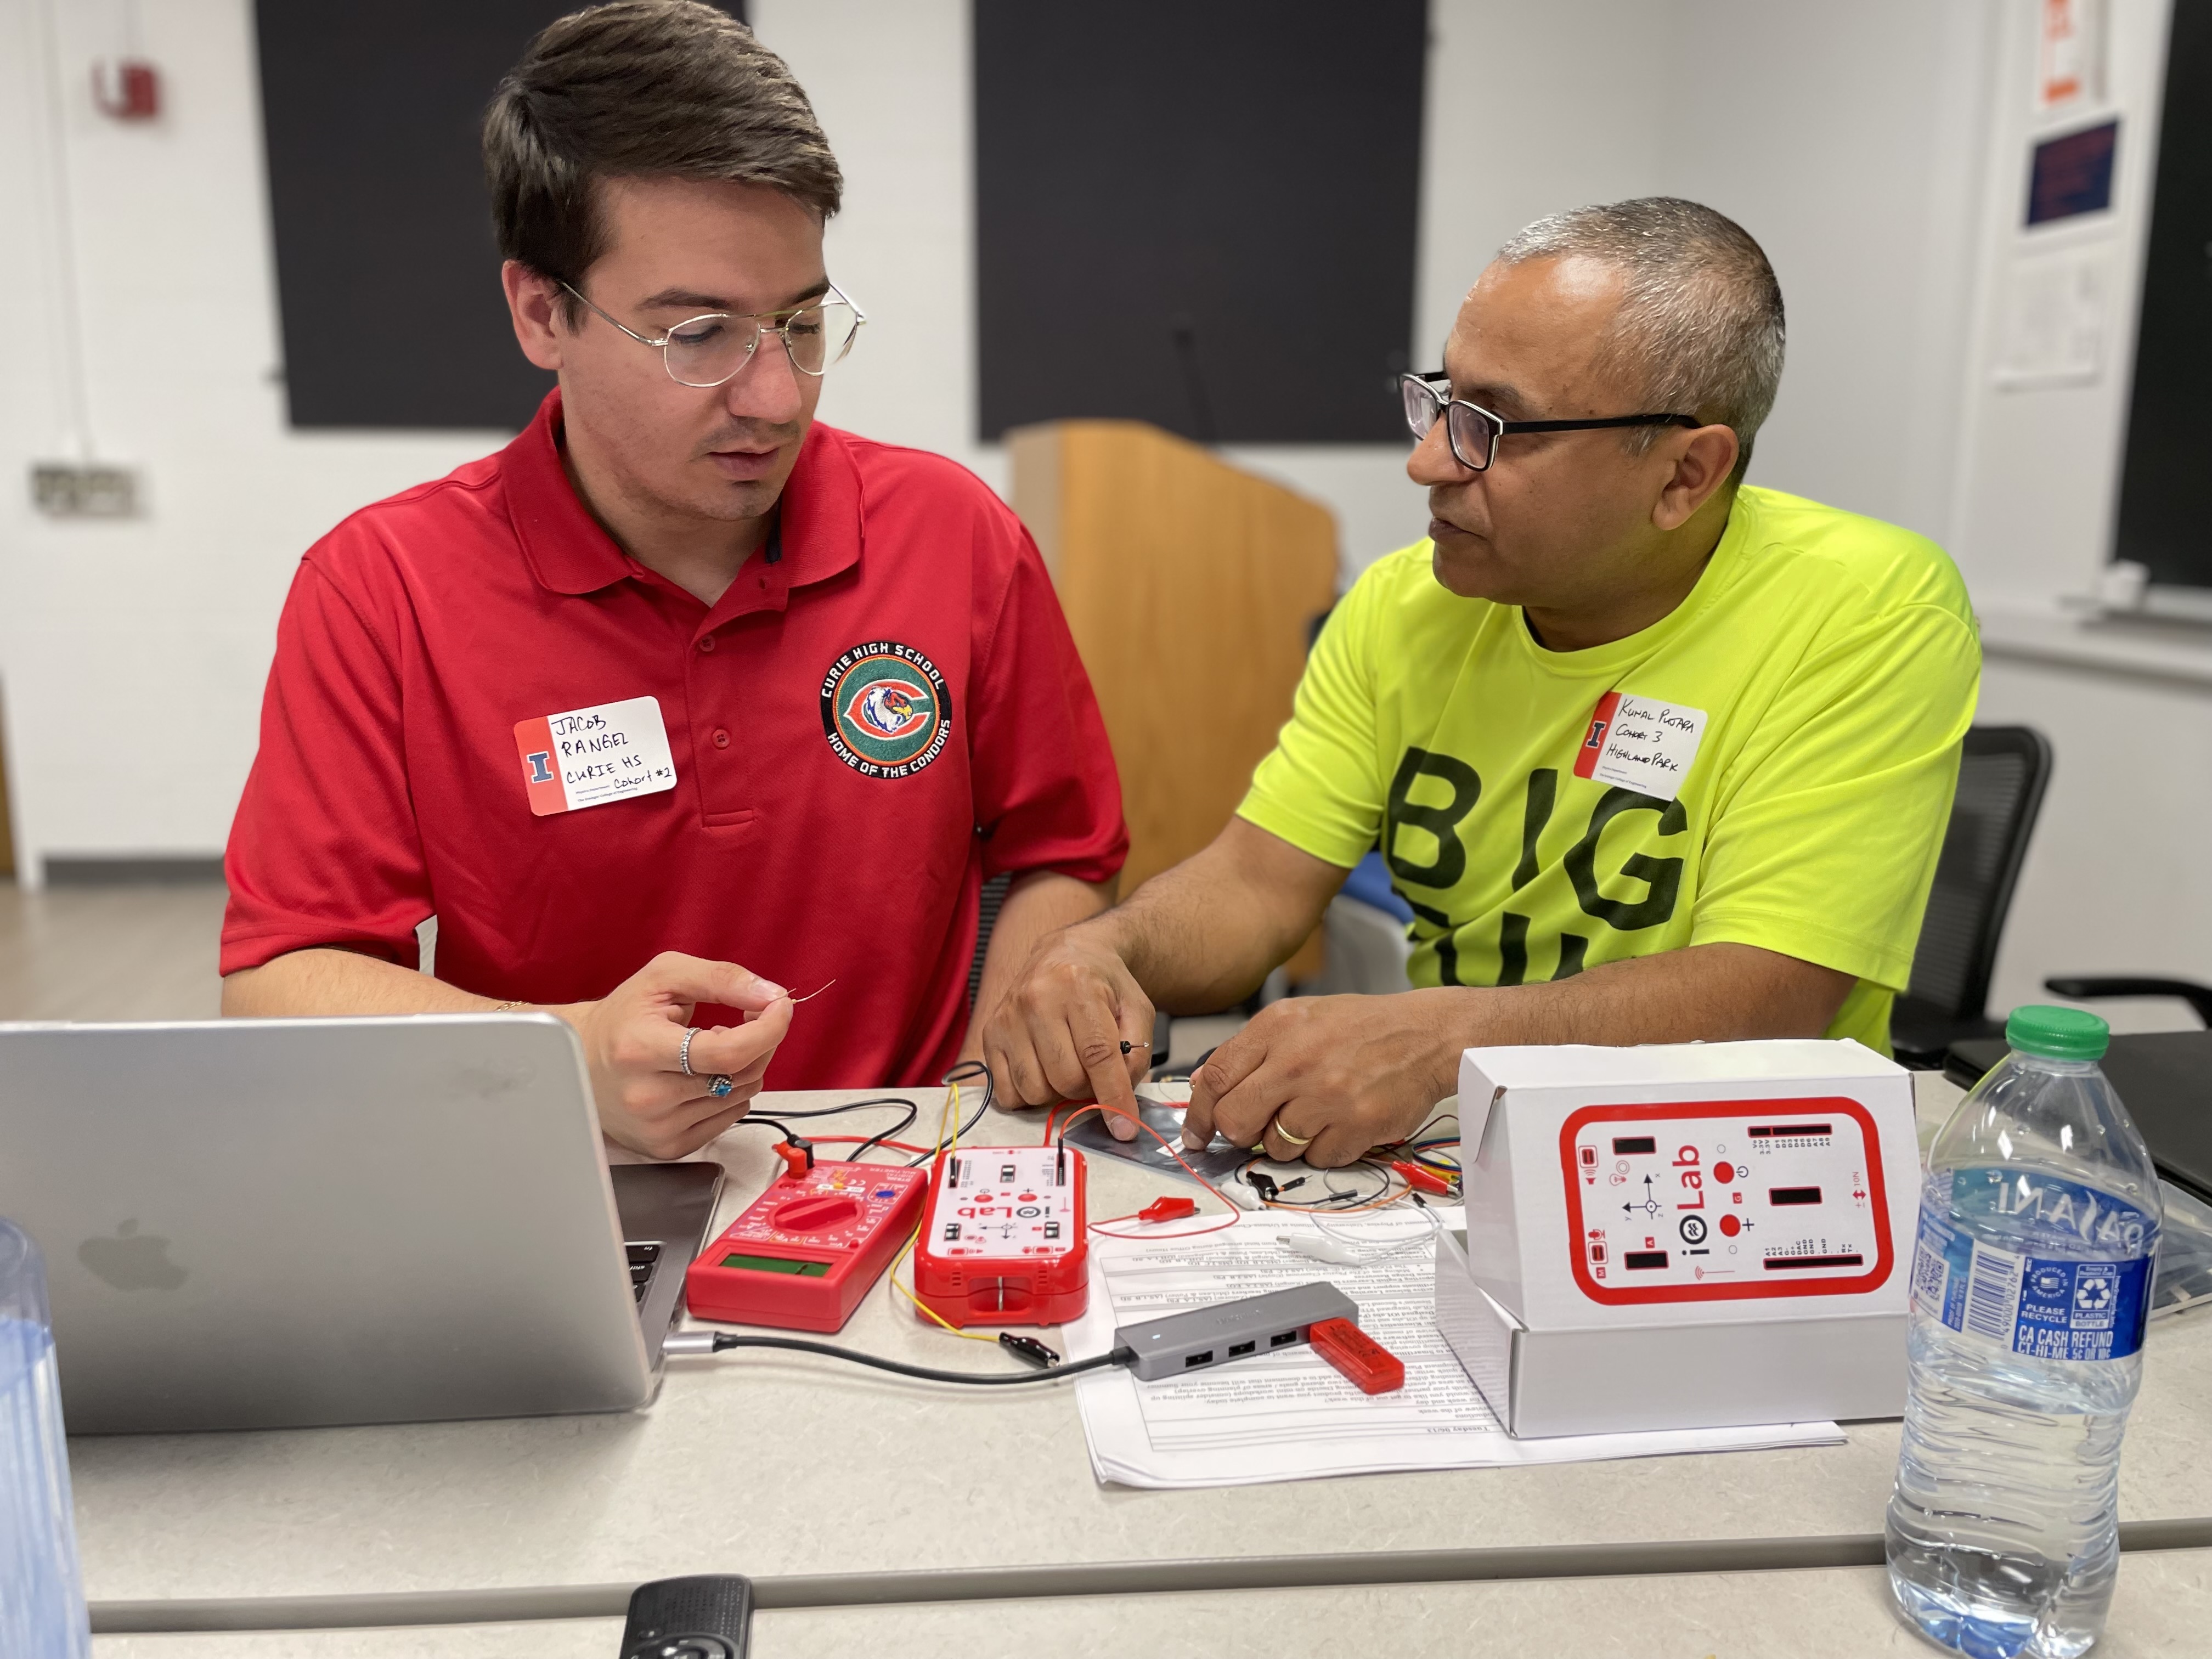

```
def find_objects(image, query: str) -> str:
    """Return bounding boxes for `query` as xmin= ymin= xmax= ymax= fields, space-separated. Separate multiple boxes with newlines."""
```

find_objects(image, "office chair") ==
xmin=967 ymin=870 xmax=1013 ymax=1014
xmin=2041 ymin=975 xmax=2212 ymax=1027
xmin=1890 ymin=726 xmax=2054 ymax=1068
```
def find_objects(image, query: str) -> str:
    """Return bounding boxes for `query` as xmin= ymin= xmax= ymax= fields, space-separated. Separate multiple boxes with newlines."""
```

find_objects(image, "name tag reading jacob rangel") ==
xmin=512 ymin=696 xmax=679 ymax=816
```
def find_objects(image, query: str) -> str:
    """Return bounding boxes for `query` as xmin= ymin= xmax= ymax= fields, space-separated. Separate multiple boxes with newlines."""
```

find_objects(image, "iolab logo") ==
xmin=820 ymin=641 xmax=952 ymax=777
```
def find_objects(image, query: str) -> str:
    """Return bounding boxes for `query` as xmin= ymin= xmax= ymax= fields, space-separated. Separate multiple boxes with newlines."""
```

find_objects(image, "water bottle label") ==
xmin=1911 ymin=1175 xmax=2155 ymax=1360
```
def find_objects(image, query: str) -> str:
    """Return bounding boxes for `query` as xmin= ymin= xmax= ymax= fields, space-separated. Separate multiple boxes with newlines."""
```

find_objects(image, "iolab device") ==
xmin=686 ymin=1161 xmax=928 ymax=1333
xmin=1437 ymin=1040 xmax=1920 ymax=1437
xmin=912 ymin=1144 xmax=1088 ymax=1327
xmin=1561 ymin=1098 xmax=1893 ymax=1302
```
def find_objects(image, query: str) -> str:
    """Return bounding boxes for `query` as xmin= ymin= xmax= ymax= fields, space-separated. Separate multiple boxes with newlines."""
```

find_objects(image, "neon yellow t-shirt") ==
xmin=1236 ymin=486 xmax=1982 ymax=1051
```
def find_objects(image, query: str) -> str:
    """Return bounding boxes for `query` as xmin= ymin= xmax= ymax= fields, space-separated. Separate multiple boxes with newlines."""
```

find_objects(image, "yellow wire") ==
xmin=888 ymin=1077 xmax=997 ymax=1342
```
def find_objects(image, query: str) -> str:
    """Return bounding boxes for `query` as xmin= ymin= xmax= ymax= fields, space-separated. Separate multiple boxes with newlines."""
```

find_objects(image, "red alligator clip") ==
xmin=1390 ymin=1160 xmax=1452 ymax=1197
xmin=1137 ymin=1195 xmax=1198 ymax=1223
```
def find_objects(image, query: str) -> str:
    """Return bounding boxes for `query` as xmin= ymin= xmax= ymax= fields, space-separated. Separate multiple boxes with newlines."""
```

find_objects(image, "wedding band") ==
xmin=707 ymin=1075 xmax=735 ymax=1098
xmin=1268 ymin=1114 xmax=1315 ymax=1149
xmin=679 ymin=1027 xmax=699 ymax=1077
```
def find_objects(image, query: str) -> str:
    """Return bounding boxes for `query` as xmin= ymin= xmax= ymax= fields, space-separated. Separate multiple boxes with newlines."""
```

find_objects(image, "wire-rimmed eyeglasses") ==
xmin=1401 ymin=371 xmax=1697 ymax=472
xmin=561 ymin=281 xmax=866 ymax=388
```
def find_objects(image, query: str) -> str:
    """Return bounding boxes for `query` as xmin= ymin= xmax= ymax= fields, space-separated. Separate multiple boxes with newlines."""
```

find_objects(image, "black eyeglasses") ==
xmin=1401 ymin=372 xmax=1698 ymax=473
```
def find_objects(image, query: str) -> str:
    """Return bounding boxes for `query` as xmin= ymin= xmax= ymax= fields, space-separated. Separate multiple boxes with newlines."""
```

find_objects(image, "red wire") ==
xmin=1052 ymin=1102 xmax=1242 ymax=1240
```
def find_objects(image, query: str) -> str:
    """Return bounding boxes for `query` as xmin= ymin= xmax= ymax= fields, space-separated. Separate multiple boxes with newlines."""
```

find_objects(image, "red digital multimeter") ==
xmin=685 ymin=1161 xmax=929 ymax=1333
xmin=911 ymin=1144 xmax=1088 ymax=1327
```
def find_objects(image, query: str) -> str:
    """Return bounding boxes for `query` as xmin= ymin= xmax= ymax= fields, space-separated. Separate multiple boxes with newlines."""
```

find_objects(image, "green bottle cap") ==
xmin=2005 ymin=1005 xmax=2110 ymax=1062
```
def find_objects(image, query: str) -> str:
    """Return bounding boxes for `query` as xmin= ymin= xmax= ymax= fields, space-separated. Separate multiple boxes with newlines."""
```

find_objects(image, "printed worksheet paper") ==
xmin=1068 ymin=1208 xmax=1842 ymax=1488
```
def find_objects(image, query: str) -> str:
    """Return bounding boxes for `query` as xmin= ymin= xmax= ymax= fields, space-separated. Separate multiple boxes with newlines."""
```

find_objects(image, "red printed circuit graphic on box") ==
xmin=685 ymin=1163 xmax=929 ymax=1333
xmin=912 ymin=1145 xmax=1088 ymax=1328
xmin=1559 ymin=1098 xmax=1892 ymax=1304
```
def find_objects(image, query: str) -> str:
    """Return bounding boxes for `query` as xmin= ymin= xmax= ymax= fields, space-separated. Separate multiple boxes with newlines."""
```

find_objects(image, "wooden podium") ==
xmin=1009 ymin=421 xmax=1338 ymax=978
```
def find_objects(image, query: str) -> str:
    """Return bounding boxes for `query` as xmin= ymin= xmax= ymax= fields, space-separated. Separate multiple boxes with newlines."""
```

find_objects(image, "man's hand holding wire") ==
xmin=1180 ymin=990 xmax=1462 ymax=1168
xmin=557 ymin=951 xmax=793 ymax=1160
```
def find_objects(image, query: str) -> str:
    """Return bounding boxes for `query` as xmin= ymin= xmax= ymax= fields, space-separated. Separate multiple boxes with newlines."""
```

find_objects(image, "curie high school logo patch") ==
xmin=820 ymin=641 xmax=952 ymax=777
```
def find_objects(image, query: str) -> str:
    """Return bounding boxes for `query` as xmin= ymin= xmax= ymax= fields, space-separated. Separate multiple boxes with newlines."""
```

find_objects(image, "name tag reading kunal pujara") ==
xmin=1575 ymin=691 xmax=1708 ymax=803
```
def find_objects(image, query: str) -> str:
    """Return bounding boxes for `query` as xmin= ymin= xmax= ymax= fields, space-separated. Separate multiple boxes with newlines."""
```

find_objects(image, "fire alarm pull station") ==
xmin=1435 ymin=1040 xmax=1920 ymax=1438
xmin=913 ymin=1145 xmax=1088 ymax=1327
xmin=686 ymin=1163 xmax=928 ymax=1333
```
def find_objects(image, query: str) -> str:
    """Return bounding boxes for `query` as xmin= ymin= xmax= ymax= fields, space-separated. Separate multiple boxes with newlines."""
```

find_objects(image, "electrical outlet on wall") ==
xmin=31 ymin=464 xmax=140 ymax=518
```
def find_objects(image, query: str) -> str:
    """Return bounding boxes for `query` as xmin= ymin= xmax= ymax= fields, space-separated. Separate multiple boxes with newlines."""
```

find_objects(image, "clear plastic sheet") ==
xmin=2151 ymin=1179 xmax=2212 ymax=1322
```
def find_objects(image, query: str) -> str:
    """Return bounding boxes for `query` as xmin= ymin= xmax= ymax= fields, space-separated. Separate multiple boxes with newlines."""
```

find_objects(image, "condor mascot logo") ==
xmin=819 ymin=642 xmax=952 ymax=778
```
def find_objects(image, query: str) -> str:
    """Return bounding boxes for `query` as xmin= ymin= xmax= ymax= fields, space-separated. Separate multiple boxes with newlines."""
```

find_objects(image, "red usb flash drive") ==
xmin=1308 ymin=1317 xmax=1405 ymax=1395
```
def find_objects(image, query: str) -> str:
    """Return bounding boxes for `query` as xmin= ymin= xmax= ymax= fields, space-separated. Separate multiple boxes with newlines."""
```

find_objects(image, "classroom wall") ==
xmin=0 ymin=0 xmax=498 ymax=877
xmin=1942 ymin=0 xmax=2212 ymax=1021
xmin=4 ymin=0 xmax=2193 ymax=1028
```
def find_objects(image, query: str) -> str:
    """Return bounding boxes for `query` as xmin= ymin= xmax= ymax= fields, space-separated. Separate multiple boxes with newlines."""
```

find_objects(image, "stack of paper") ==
xmin=1066 ymin=1207 xmax=1843 ymax=1489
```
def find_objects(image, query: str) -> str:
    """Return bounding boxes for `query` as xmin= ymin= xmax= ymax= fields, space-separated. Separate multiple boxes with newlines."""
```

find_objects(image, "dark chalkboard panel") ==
xmin=974 ymin=1 xmax=1427 ymax=445
xmin=255 ymin=2 xmax=740 ymax=431
xmin=2115 ymin=0 xmax=2212 ymax=594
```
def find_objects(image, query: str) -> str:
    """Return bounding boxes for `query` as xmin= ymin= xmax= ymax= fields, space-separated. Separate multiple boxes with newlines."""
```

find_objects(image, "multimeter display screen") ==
xmin=721 ymin=1254 xmax=829 ymax=1277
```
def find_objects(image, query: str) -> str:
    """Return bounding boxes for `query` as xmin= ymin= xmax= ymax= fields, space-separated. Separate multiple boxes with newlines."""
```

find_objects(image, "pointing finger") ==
xmin=1069 ymin=998 xmax=1141 ymax=1140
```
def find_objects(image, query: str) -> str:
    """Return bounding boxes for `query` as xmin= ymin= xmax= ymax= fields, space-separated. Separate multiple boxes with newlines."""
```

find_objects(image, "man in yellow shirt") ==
xmin=985 ymin=197 xmax=1980 ymax=1167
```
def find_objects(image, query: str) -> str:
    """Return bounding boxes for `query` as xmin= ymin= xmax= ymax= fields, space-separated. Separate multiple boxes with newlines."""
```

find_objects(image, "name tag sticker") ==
xmin=1573 ymin=691 xmax=1708 ymax=802
xmin=512 ymin=696 xmax=678 ymax=816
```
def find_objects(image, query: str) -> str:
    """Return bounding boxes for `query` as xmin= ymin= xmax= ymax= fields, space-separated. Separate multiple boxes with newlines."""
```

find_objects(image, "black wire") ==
xmin=729 ymin=1097 xmax=922 ymax=1164
xmin=1254 ymin=1158 xmax=1391 ymax=1209
xmin=709 ymin=1334 xmax=1132 ymax=1385
xmin=843 ymin=1104 xmax=919 ymax=1164
xmin=910 ymin=1061 xmax=994 ymax=1165
xmin=779 ymin=1095 xmax=921 ymax=1163
xmin=736 ymin=1118 xmax=800 ymax=1144
xmin=767 ymin=1096 xmax=919 ymax=1121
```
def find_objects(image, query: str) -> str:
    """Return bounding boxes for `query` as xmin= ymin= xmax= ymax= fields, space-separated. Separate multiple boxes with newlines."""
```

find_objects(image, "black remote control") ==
xmin=618 ymin=1574 xmax=755 ymax=1659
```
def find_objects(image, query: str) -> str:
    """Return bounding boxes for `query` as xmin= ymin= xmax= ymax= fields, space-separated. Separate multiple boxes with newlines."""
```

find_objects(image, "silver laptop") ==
xmin=0 ymin=1015 xmax=721 ymax=1434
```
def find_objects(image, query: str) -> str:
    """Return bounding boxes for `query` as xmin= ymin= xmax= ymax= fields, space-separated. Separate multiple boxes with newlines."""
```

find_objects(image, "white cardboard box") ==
xmin=1435 ymin=1040 xmax=1919 ymax=1437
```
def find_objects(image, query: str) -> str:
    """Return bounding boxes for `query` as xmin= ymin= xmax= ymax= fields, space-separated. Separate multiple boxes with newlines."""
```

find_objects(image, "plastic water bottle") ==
xmin=0 ymin=1220 xmax=91 ymax=1659
xmin=1886 ymin=1007 xmax=2162 ymax=1658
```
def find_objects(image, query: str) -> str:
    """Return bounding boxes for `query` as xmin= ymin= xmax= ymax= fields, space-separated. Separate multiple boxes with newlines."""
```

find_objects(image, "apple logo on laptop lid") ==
xmin=78 ymin=1220 xmax=187 ymax=1292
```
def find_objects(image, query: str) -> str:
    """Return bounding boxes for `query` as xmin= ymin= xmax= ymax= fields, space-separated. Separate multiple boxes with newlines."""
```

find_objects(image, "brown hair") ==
xmin=483 ymin=1 xmax=842 ymax=320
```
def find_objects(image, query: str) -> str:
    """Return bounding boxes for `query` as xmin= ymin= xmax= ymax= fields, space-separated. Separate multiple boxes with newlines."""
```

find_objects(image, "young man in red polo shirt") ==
xmin=220 ymin=1 xmax=1127 ymax=1159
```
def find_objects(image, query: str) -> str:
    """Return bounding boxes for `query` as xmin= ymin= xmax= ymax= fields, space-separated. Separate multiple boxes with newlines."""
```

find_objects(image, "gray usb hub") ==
xmin=1112 ymin=1281 xmax=1357 ymax=1381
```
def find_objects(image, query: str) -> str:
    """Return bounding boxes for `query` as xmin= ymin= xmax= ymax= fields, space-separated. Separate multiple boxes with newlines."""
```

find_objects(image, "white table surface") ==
xmin=74 ymin=1077 xmax=2212 ymax=1624
xmin=89 ymin=1549 xmax=2212 ymax=1658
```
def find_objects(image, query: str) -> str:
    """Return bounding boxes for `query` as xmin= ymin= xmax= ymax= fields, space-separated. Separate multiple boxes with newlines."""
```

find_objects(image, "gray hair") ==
xmin=1495 ymin=197 xmax=1785 ymax=475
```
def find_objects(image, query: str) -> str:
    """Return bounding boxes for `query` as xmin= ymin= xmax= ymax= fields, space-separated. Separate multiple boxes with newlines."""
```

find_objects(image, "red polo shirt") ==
xmin=222 ymin=392 xmax=1126 ymax=1087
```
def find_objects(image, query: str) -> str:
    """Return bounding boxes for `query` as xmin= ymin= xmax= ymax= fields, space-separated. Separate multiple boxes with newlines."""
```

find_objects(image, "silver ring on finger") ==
xmin=707 ymin=1074 xmax=735 ymax=1098
xmin=679 ymin=1027 xmax=699 ymax=1077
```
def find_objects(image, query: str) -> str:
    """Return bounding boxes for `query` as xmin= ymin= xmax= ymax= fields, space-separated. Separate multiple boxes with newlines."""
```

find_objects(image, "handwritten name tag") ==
xmin=512 ymin=695 xmax=678 ymax=817
xmin=1573 ymin=690 xmax=1708 ymax=803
